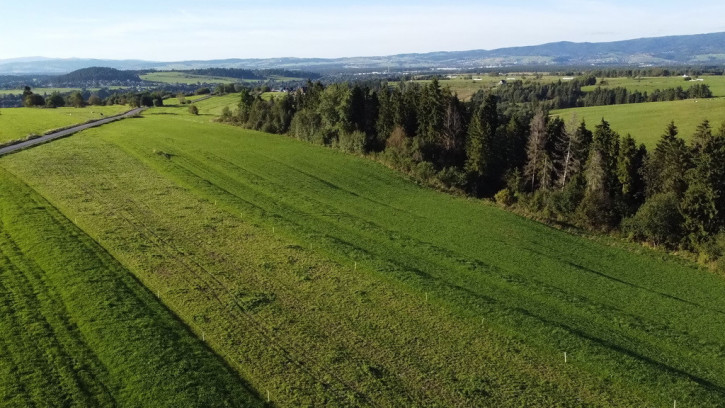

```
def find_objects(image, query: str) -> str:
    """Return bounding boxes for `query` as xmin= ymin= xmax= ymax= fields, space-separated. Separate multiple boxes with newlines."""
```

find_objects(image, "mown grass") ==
xmin=4 ymin=100 xmax=725 ymax=406
xmin=403 ymin=75 xmax=569 ymax=100
xmin=582 ymin=75 xmax=725 ymax=97
xmin=0 ymin=167 xmax=262 ymax=407
xmin=192 ymin=93 xmax=241 ymax=115
xmin=141 ymin=71 xmax=239 ymax=85
xmin=552 ymin=98 xmax=725 ymax=147
xmin=0 ymin=105 xmax=129 ymax=145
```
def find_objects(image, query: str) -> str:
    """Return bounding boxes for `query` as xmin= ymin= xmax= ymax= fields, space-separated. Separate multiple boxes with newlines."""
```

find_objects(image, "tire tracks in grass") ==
xmin=0 ymin=230 xmax=114 ymax=407
xmin=116 ymin=144 xmax=603 ymax=405
xmin=55 ymin=163 xmax=384 ymax=407
xmin=143 ymin=141 xmax=725 ymax=402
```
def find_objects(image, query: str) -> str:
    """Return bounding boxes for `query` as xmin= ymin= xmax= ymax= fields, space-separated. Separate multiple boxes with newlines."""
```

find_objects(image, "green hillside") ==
xmin=582 ymin=75 xmax=725 ymax=98
xmin=552 ymin=98 xmax=725 ymax=147
xmin=0 ymin=168 xmax=261 ymax=407
xmin=3 ymin=101 xmax=725 ymax=406
xmin=141 ymin=71 xmax=239 ymax=85
xmin=0 ymin=105 xmax=129 ymax=145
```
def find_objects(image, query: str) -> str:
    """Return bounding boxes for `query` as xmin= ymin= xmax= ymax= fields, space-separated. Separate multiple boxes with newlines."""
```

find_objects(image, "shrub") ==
xmin=188 ymin=105 xmax=199 ymax=115
xmin=338 ymin=130 xmax=367 ymax=154
xmin=494 ymin=188 xmax=515 ymax=207
xmin=623 ymin=192 xmax=684 ymax=247
xmin=413 ymin=161 xmax=436 ymax=182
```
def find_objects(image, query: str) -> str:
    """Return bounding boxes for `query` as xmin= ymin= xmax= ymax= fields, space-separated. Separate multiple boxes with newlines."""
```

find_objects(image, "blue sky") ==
xmin=2 ymin=0 xmax=725 ymax=61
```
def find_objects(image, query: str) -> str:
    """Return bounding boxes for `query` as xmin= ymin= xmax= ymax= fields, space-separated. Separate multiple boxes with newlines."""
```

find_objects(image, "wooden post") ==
xmin=564 ymin=352 xmax=567 ymax=363
xmin=354 ymin=262 xmax=357 ymax=270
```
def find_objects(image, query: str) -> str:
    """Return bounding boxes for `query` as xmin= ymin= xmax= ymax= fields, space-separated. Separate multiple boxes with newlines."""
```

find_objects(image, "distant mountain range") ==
xmin=3 ymin=32 xmax=725 ymax=75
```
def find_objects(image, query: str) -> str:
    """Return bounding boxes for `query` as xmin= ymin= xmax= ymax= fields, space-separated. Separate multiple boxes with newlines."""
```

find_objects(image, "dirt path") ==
xmin=0 ymin=107 xmax=147 ymax=157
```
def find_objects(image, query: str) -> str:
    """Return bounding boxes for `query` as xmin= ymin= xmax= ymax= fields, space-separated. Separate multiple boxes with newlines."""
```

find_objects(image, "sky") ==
xmin=2 ymin=0 xmax=725 ymax=61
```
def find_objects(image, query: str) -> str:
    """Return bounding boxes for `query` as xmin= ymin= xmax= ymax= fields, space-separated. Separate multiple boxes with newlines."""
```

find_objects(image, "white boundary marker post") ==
xmin=564 ymin=352 xmax=567 ymax=363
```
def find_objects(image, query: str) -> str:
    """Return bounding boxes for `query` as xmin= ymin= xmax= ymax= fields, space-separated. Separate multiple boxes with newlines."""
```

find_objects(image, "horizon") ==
xmin=2 ymin=1 xmax=725 ymax=61
xmin=3 ymin=30 xmax=725 ymax=64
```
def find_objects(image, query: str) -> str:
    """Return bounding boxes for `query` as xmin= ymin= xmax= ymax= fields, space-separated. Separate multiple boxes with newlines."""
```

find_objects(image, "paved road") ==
xmin=0 ymin=107 xmax=147 ymax=157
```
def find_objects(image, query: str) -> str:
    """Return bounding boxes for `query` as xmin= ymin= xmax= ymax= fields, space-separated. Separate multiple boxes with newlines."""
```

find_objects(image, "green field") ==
xmin=0 ymin=105 xmax=130 ymax=145
xmin=0 ymin=168 xmax=261 ymax=407
xmin=0 ymin=87 xmax=128 ymax=96
xmin=141 ymin=72 xmax=240 ymax=85
xmin=582 ymin=75 xmax=725 ymax=97
xmin=3 ymin=100 xmax=725 ymax=405
xmin=552 ymin=98 xmax=725 ymax=147
xmin=192 ymin=92 xmax=241 ymax=115
xmin=406 ymin=74 xmax=570 ymax=100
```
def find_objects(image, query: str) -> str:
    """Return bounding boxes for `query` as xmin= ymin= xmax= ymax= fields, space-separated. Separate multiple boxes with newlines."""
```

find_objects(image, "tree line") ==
xmin=219 ymin=79 xmax=725 ymax=268
xmin=20 ymin=86 xmax=168 ymax=108
xmin=482 ymin=76 xmax=712 ymax=110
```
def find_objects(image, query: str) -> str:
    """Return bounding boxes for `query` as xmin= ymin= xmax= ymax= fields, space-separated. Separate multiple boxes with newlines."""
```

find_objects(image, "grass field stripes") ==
xmin=0 ymin=168 xmax=262 ymax=407
xmin=5 ymin=107 xmax=725 ymax=405
xmin=0 ymin=124 xmax=647 ymax=406
xmin=62 ymin=164 xmax=383 ymax=407
xmin=156 ymin=140 xmax=725 ymax=392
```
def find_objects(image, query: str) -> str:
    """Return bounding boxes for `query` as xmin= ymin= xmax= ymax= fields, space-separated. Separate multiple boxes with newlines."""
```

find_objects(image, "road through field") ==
xmin=0 ymin=107 xmax=146 ymax=157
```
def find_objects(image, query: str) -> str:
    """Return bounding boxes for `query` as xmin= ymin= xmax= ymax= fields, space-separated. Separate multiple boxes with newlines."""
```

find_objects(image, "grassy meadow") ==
xmin=141 ymin=71 xmax=239 ymax=85
xmin=0 ymin=168 xmax=261 ymax=407
xmin=0 ymin=105 xmax=129 ymax=145
xmin=406 ymin=74 xmax=570 ymax=100
xmin=582 ymin=75 xmax=725 ymax=97
xmin=552 ymin=98 xmax=725 ymax=147
xmin=3 ymin=100 xmax=725 ymax=405
xmin=192 ymin=92 xmax=242 ymax=115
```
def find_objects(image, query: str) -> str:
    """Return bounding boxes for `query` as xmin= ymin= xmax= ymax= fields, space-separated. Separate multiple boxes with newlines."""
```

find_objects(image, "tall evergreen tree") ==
xmin=465 ymin=94 xmax=499 ymax=195
xmin=645 ymin=122 xmax=691 ymax=198
xmin=616 ymin=134 xmax=646 ymax=215
xmin=681 ymin=121 xmax=725 ymax=244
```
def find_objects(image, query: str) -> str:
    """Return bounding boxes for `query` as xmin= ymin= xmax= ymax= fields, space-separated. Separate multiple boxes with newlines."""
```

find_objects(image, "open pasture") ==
xmin=141 ymin=71 xmax=239 ymax=85
xmin=552 ymin=97 xmax=725 ymax=147
xmin=582 ymin=75 xmax=725 ymax=97
xmin=0 ymin=105 xmax=129 ymax=145
xmin=3 ymin=101 xmax=725 ymax=405
xmin=0 ymin=168 xmax=261 ymax=407
xmin=406 ymin=74 xmax=570 ymax=100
